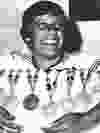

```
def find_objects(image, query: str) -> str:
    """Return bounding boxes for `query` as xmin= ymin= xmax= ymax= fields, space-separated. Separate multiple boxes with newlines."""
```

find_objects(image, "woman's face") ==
xmin=32 ymin=13 xmax=65 ymax=59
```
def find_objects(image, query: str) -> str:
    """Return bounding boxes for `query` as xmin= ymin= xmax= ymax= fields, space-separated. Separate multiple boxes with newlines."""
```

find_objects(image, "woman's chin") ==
xmin=40 ymin=51 xmax=58 ymax=59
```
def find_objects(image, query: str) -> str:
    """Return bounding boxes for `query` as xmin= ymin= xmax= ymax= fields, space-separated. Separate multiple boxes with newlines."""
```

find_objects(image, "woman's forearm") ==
xmin=43 ymin=102 xmax=100 ymax=133
xmin=75 ymin=102 xmax=100 ymax=131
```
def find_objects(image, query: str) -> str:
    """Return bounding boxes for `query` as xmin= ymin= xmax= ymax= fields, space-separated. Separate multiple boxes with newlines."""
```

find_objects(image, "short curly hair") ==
xmin=20 ymin=0 xmax=83 ymax=53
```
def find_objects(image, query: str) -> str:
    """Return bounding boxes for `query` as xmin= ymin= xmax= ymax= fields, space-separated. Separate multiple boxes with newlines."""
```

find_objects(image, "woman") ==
xmin=0 ymin=0 xmax=100 ymax=133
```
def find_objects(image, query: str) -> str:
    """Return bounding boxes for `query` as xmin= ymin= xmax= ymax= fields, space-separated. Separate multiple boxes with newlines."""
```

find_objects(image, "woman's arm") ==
xmin=42 ymin=105 xmax=100 ymax=133
xmin=79 ymin=102 xmax=100 ymax=131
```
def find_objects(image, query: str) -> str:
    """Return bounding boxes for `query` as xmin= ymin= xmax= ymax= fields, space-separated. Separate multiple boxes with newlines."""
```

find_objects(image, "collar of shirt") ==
xmin=9 ymin=50 xmax=99 ymax=73
xmin=10 ymin=50 xmax=73 ymax=71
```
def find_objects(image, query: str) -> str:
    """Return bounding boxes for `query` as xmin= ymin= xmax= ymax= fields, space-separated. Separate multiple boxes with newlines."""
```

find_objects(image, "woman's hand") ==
xmin=42 ymin=112 xmax=84 ymax=133
xmin=0 ymin=106 xmax=24 ymax=133
xmin=0 ymin=105 xmax=15 ymax=121
xmin=0 ymin=121 xmax=24 ymax=133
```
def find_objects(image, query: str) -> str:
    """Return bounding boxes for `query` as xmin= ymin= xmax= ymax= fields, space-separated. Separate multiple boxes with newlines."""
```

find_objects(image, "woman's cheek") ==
xmin=40 ymin=30 xmax=49 ymax=41
xmin=57 ymin=31 xmax=63 ymax=48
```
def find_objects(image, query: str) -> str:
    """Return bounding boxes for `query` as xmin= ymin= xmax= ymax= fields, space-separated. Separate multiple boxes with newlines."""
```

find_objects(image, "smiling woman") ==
xmin=0 ymin=1 xmax=92 ymax=133
xmin=32 ymin=14 xmax=64 ymax=59
xmin=20 ymin=0 xmax=82 ymax=56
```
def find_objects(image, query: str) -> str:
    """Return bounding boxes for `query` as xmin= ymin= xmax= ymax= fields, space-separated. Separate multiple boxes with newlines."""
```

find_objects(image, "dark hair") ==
xmin=20 ymin=1 xmax=83 ymax=53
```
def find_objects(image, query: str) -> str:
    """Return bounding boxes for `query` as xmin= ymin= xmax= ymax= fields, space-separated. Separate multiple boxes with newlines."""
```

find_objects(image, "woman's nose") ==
xmin=48 ymin=29 xmax=57 ymax=38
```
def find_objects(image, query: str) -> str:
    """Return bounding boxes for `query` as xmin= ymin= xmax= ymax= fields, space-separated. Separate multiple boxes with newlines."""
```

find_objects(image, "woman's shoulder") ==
xmin=53 ymin=52 xmax=99 ymax=71
xmin=65 ymin=52 xmax=100 ymax=70
xmin=0 ymin=53 xmax=14 ymax=69
xmin=0 ymin=50 xmax=33 ymax=72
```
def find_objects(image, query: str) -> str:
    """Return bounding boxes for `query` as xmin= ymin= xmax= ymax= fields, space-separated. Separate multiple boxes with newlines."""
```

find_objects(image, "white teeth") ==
xmin=42 ymin=40 xmax=57 ymax=44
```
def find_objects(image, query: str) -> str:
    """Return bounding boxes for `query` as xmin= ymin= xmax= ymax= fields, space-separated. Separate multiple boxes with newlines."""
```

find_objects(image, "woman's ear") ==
xmin=24 ymin=36 xmax=32 ymax=44
xmin=20 ymin=24 xmax=33 ymax=45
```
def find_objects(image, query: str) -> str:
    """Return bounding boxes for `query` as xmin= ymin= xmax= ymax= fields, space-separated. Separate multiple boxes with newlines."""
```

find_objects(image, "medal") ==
xmin=23 ymin=69 xmax=40 ymax=111
xmin=65 ymin=67 xmax=76 ymax=98
xmin=61 ymin=67 xmax=77 ymax=111
xmin=45 ymin=69 xmax=60 ymax=105
xmin=23 ymin=93 xmax=39 ymax=111
xmin=40 ymin=69 xmax=59 ymax=117
xmin=75 ymin=68 xmax=92 ymax=112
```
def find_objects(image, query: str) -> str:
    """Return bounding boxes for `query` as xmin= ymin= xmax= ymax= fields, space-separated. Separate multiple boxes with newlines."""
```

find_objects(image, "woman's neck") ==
xmin=32 ymin=54 xmax=63 ymax=70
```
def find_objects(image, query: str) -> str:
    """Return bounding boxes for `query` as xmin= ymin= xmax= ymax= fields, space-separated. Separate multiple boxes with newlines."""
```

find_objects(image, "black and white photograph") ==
xmin=0 ymin=0 xmax=100 ymax=133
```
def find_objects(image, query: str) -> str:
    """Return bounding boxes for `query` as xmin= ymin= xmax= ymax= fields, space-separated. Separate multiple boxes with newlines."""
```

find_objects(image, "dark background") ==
xmin=70 ymin=0 xmax=100 ymax=21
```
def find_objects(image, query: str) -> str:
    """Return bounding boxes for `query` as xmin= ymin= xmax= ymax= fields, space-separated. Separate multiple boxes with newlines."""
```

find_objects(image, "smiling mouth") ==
xmin=41 ymin=40 xmax=57 ymax=45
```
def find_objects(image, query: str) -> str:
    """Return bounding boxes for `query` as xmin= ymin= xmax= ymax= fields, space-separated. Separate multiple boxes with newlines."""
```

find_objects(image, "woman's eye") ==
xmin=55 ymin=25 xmax=64 ymax=31
xmin=39 ymin=23 xmax=64 ymax=31
xmin=39 ymin=23 xmax=47 ymax=30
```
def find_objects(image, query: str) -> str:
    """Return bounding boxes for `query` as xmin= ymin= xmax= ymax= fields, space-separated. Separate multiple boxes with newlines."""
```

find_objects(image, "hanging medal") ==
xmin=79 ymin=68 xmax=92 ymax=105
xmin=61 ymin=67 xmax=77 ymax=112
xmin=65 ymin=67 xmax=76 ymax=98
xmin=41 ymin=69 xmax=60 ymax=117
xmin=45 ymin=69 xmax=60 ymax=105
xmin=5 ymin=69 xmax=22 ymax=110
xmin=8 ymin=69 xmax=15 ymax=97
xmin=4 ymin=69 xmax=16 ymax=107
xmin=23 ymin=68 xmax=40 ymax=111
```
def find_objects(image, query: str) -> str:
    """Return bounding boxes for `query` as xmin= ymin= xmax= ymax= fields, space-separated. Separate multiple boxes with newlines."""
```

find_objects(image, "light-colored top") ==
xmin=0 ymin=51 xmax=100 ymax=133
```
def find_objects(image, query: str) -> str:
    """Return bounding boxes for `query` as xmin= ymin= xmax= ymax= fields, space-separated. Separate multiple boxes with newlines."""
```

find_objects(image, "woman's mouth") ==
xmin=41 ymin=40 xmax=57 ymax=45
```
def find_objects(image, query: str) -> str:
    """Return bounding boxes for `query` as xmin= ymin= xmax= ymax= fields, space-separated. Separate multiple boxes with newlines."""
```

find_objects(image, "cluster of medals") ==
xmin=22 ymin=66 xmax=80 ymax=117
xmin=22 ymin=58 xmax=100 ymax=116
xmin=1 ymin=58 xmax=100 ymax=121
xmin=23 ymin=68 xmax=60 ymax=112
